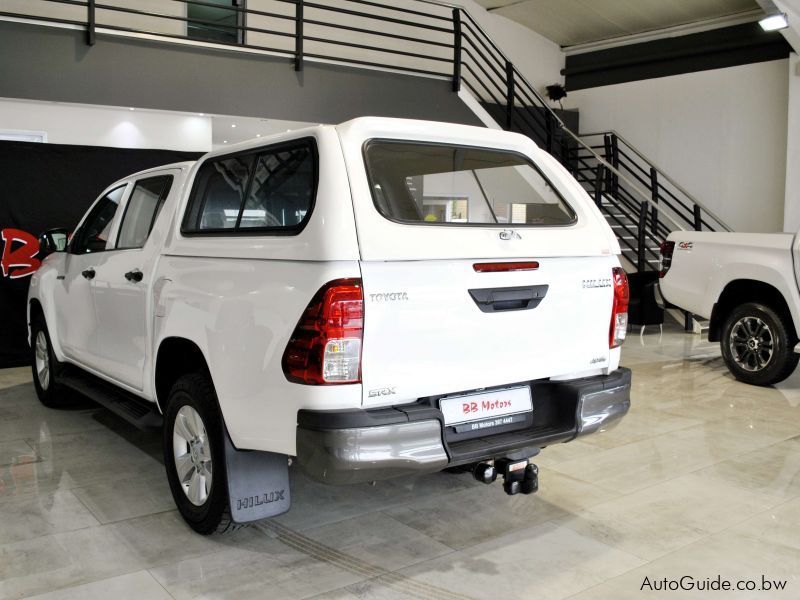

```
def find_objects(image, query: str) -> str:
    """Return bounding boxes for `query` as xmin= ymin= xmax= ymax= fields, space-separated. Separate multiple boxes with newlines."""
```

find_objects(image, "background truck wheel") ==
xmin=30 ymin=317 xmax=66 ymax=407
xmin=720 ymin=302 xmax=798 ymax=386
xmin=163 ymin=372 xmax=243 ymax=535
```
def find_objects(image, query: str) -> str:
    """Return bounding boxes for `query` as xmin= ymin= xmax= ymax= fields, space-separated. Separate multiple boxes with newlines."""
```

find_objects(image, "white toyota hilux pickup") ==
xmin=28 ymin=117 xmax=631 ymax=534
xmin=660 ymin=231 xmax=800 ymax=386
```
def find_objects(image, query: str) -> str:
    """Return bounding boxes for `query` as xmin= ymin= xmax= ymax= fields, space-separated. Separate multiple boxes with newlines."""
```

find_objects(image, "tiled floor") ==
xmin=1 ymin=322 xmax=799 ymax=599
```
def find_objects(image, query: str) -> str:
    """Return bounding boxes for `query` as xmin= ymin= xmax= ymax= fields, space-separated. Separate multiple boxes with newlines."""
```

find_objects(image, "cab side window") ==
xmin=181 ymin=138 xmax=317 ymax=235
xmin=70 ymin=186 xmax=126 ymax=254
xmin=116 ymin=176 xmax=173 ymax=249
xmin=240 ymin=146 xmax=314 ymax=229
xmin=183 ymin=155 xmax=254 ymax=231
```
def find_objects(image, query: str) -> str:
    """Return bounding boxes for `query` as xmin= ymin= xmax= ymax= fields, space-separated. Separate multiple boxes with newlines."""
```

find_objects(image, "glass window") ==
xmin=182 ymin=139 xmax=317 ymax=235
xmin=184 ymin=155 xmax=255 ymax=231
xmin=187 ymin=0 xmax=244 ymax=45
xmin=71 ymin=186 xmax=126 ymax=254
xmin=239 ymin=146 xmax=315 ymax=229
xmin=363 ymin=141 xmax=577 ymax=226
xmin=116 ymin=176 xmax=173 ymax=249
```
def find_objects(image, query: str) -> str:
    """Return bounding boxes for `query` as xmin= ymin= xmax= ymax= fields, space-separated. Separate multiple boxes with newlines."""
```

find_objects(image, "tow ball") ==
xmin=473 ymin=459 xmax=538 ymax=496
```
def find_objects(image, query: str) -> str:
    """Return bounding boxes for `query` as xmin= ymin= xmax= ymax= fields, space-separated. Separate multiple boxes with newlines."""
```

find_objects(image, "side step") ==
xmin=59 ymin=366 xmax=163 ymax=430
xmin=691 ymin=316 xmax=710 ymax=335
xmin=664 ymin=308 xmax=709 ymax=334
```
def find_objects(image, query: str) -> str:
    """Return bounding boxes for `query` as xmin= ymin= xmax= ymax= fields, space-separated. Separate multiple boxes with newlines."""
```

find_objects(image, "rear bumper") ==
xmin=297 ymin=367 xmax=631 ymax=484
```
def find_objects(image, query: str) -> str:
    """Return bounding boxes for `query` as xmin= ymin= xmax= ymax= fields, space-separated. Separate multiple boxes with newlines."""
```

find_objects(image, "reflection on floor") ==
xmin=1 ymin=321 xmax=799 ymax=599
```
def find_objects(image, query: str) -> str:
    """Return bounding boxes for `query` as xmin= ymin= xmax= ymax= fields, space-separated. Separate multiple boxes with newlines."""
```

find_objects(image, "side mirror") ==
xmin=38 ymin=228 xmax=70 ymax=257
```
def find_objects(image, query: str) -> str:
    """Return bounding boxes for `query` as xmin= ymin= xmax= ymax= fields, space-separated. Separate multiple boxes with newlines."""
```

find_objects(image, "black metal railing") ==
xmin=452 ymin=10 xmax=731 ymax=271
xmin=0 ymin=0 xmax=731 ymax=272
xmin=1 ymin=0 xmax=456 ymax=77
xmin=580 ymin=131 xmax=732 ymax=232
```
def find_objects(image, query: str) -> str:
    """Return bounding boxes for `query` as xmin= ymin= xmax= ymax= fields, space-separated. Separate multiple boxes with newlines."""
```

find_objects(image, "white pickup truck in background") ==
xmin=28 ymin=117 xmax=632 ymax=535
xmin=660 ymin=231 xmax=800 ymax=385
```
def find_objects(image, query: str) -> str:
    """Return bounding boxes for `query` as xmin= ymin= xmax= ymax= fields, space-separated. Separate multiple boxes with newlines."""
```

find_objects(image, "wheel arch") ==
xmin=28 ymin=297 xmax=64 ymax=358
xmin=28 ymin=298 xmax=44 ymax=328
xmin=154 ymin=337 xmax=213 ymax=414
xmin=28 ymin=298 xmax=45 ymax=355
xmin=709 ymin=279 xmax=796 ymax=342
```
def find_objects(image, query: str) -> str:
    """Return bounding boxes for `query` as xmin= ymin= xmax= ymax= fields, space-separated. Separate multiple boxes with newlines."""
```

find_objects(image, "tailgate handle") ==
xmin=468 ymin=285 xmax=549 ymax=313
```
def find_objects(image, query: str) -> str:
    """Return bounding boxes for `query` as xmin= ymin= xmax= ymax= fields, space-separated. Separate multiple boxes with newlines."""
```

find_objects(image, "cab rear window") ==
xmin=363 ymin=141 xmax=576 ymax=226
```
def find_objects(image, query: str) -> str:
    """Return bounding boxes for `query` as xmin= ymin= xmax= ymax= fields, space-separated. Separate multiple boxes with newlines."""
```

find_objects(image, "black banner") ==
xmin=0 ymin=141 xmax=202 ymax=368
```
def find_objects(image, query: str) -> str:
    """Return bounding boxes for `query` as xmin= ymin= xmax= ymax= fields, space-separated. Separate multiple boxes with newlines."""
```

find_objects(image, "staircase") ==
xmin=451 ymin=10 xmax=733 ymax=274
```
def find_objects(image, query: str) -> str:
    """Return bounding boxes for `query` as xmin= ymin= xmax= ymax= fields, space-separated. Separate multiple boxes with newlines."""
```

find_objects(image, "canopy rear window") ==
xmin=363 ymin=141 xmax=576 ymax=226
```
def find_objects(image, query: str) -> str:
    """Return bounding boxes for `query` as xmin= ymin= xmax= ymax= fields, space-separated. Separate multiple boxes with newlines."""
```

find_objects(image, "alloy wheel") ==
xmin=172 ymin=405 xmax=213 ymax=506
xmin=35 ymin=331 xmax=50 ymax=390
xmin=729 ymin=316 xmax=774 ymax=372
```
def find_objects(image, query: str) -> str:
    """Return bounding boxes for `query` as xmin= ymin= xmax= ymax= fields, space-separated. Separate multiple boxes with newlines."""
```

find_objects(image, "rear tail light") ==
xmin=610 ymin=267 xmax=629 ymax=349
xmin=282 ymin=279 xmax=363 ymax=385
xmin=659 ymin=241 xmax=675 ymax=278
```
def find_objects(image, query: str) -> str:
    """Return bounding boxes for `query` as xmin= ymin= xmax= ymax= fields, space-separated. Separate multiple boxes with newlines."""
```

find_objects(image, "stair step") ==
xmin=59 ymin=366 xmax=163 ymax=430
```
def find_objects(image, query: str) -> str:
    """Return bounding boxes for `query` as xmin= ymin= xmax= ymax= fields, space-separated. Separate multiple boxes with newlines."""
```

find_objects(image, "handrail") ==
xmin=581 ymin=130 xmax=733 ymax=231
xmin=0 ymin=0 xmax=456 ymax=78
xmin=456 ymin=19 xmax=718 ymax=236
xmin=559 ymin=133 xmax=686 ymax=232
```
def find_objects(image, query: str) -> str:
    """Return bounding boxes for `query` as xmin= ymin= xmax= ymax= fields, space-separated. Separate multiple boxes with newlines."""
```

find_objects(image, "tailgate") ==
xmin=360 ymin=256 xmax=617 ymax=406
xmin=335 ymin=118 xmax=622 ymax=406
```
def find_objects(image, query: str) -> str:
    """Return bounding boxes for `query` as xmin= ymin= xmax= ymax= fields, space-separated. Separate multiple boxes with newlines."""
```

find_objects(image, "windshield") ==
xmin=363 ymin=141 xmax=576 ymax=226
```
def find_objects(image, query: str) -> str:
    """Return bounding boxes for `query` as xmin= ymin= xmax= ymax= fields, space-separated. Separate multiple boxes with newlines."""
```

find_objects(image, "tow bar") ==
xmin=472 ymin=457 xmax=539 ymax=496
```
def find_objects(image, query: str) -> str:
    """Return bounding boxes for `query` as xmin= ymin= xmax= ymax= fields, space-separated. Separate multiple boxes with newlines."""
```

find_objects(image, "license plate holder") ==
xmin=439 ymin=386 xmax=532 ymax=429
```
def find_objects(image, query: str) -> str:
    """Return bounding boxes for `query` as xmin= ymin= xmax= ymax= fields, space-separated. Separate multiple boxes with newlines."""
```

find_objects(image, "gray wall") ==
xmin=0 ymin=21 xmax=482 ymax=126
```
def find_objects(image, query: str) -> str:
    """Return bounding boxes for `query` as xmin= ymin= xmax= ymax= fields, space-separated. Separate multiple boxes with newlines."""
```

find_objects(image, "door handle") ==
xmin=468 ymin=285 xmax=549 ymax=313
xmin=125 ymin=269 xmax=144 ymax=283
xmin=81 ymin=268 xmax=95 ymax=280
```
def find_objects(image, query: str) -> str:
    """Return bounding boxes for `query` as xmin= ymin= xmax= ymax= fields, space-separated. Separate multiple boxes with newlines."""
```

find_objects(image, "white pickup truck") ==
xmin=660 ymin=231 xmax=800 ymax=385
xmin=28 ymin=117 xmax=631 ymax=534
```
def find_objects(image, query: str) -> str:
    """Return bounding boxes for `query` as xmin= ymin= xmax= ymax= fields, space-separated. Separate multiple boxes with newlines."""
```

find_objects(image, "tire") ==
xmin=30 ymin=316 xmax=65 ymax=407
xmin=720 ymin=302 xmax=799 ymax=386
xmin=163 ymin=372 xmax=242 ymax=535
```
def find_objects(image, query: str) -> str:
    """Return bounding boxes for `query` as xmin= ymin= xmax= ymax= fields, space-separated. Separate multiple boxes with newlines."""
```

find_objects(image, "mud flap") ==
xmin=224 ymin=430 xmax=291 ymax=523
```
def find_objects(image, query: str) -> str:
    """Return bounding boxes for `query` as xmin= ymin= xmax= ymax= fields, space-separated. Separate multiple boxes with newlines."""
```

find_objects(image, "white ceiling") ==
xmin=210 ymin=115 xmax=316 ymax=150
xmin=476 ymin=0 xmax=763 ymax=47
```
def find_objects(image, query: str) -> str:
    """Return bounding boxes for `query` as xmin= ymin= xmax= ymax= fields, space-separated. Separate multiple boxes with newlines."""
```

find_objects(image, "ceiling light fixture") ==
xmin=129 ymin=107 xmax=135 ymax=111
xmin=223 ymin=140 xmax=228 ymax=144
xmin=231 ymin=124 xmax=237 ymax=128
xmin=759 ymin=12 xmax=788 ymax=31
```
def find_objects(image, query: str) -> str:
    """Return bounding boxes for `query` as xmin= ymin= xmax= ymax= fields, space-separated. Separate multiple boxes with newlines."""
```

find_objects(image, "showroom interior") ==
xmin=1 ymin=0 xmax=799 ymax=598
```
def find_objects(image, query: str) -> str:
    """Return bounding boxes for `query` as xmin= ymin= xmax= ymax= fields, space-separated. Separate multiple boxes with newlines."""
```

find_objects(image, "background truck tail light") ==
xmin=659 ymin=241 xmax=675 ymax=278
xmin=282 ymin=279 xmax=363 ymax=385
xmin=610 ymin=267 xmax=629 ymax=349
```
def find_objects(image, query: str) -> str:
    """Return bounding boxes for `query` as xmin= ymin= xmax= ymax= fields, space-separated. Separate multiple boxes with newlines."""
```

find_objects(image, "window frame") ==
xmin=115 ymin=175 xmax=175 ymax=251
xmin=181 ymin=137 xmax=319 ymax=237
xmin=361 ymin=139 xmax=578 ymax=228
xmin=68 ymin=184 xmax=129 ymax=255
xmin=186 ymin=0 xmax=246 ymax=45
